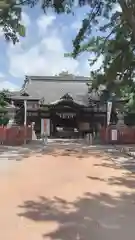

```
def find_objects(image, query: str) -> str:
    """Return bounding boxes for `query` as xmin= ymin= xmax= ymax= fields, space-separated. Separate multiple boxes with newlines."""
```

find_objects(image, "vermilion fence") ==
xmin=0 ymin=126 xmax=32 ymax=145
xmin=1 ymin=125 xmax=135 ymax=145
xmin=100 ymin=126 xmax=135 ymax=144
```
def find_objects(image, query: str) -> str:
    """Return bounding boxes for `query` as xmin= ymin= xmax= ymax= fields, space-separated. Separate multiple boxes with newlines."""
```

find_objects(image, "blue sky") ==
xmin=0 ymin=4 xmax=119 ymax=91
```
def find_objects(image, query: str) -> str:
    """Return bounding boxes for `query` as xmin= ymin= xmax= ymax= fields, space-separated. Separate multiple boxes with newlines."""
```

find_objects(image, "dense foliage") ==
xmin=0 ymin=89 xmax=9 ymax=107
xmin=1 ymin=1 xmax=135 ymax=112
xmin=0 ymin=0 xmax=75 ymax=43
xmin=70 ymin=0 xmax=135 ymax=91
xmin=1 ymin=1 xmax=135 ymax=78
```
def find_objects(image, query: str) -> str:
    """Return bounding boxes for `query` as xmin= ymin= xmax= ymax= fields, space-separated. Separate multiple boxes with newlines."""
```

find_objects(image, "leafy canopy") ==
xmin=0 ymin=0 xmax=77 ymax=43
xmin=1 ymin=0 xmax=135 ymax=109
xmin=71 ymin=0 xmax=135 ymax=93
xmin=0 ymin=89 xmax=9 ymax=107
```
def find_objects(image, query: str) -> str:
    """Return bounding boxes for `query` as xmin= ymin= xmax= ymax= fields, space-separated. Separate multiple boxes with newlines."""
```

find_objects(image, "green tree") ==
xmin=0 ymin=89 xmax=9 ymax=107
xmin=0 ymin=0 xmax=73 ymax=43
xmin=0 ymin=89 xmax=9 ymax=125
xmin=120 ymin=85 xmax=135 ymax=113
xmin=70 ymin=0 xmax=135 ymax=89
xmin=0 ymin=0 xmax=25 ymax=43
xmin=1 ymin=1 xmax=135 ymax=89
xmin=1 ymin=1 xmax=134 ymax=44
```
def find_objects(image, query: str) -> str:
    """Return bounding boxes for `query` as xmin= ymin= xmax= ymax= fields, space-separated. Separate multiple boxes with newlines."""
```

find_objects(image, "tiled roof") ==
xmin=23 ymin=75 xmax=90 ymax=106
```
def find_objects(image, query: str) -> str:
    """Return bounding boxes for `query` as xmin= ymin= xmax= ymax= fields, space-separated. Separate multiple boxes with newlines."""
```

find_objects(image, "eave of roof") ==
xmin=49 ymin=99 xmax=86 ymax=107
xmin=9 ymin=96 xmax=41 ymax=101
xmin=26 ymin=75 xmax=90 ymax=83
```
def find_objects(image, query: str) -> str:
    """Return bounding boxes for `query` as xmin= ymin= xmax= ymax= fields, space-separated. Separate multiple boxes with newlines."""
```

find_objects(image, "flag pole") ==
xmin=24 ymin=100 xmax=27 ymax=144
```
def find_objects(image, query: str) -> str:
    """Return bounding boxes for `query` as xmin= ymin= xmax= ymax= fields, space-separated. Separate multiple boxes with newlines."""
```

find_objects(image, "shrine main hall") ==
xmin=7 ymin=74 xmax=108 ymax=138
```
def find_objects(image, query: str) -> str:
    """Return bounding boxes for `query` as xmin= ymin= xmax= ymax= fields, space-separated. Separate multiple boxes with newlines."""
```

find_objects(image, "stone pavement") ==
xmin=0 ymin=144 xmax=42 ymax=161
xmin=117 ymin=145 xmax=135 ymax=158
xmin=1 ymin=140 xmax=135 ymax=240
xmin=0 ymin=139 xmax=135 ymax=173
xmin=41 ymin=139 xmax=135 ymax=173
xmin=0 ymin=143 xmax=43 ymax=174
xmin=103 ymin=144 xmax=135 ymax=173
xmin=49 ymin=140 xmax=135 ymax=173
xmin=0 ymin=144 xmax=41 ymax=165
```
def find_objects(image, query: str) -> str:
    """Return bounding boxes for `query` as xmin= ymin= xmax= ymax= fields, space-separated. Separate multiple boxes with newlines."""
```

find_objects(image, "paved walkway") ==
xmin=0 ymin=144 xmax=42 ymax=174
xmin=110 ymin=145 xmax=135 ymax=172
xmin=42 ymin=140 xmax=135 ymax=173
xmin=0 ymin=141 xmax=135 ymax=173
xmin=0 ymin=142 xmax=135 ymax=239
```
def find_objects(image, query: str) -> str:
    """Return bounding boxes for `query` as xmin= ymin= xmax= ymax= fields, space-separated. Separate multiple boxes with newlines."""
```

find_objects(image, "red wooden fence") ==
xmin=0 ymin=126 xmax=32 ymax=146
xmin=0 ymin=125 xmax=135 ymax=145
xmin=100 ymin=126 xmax=135 ymax=144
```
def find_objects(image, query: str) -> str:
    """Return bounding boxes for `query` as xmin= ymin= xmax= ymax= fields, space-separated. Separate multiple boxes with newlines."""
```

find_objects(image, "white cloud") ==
xmin=21 ymin=12 xmax=31 ymax=27
xmin=8 ymin=31 xmax=102 ymax=77
xmin=37 ymin=15 xmax=56 ymax=36
xmin=0 ymin=72 xmax=5 ymax=78
xmin=113 ymin=3 xmax=122 ymax=13
xmin=71 ymin=20 xmax=82 ymax=32
xmin=7 ymin=14 xmax=103 ymax=78
xmin=8 ymin=32 xmax=81 ymax=77
xmin=89 ymin=55 xmax=103 ymax=72
xmin=0 ymin=81 xmax=19 ymax=91
xmin=0 ymin=73 xmax=19 ymax=91
xmin=41 ymin=33 xmax=65 ymax=53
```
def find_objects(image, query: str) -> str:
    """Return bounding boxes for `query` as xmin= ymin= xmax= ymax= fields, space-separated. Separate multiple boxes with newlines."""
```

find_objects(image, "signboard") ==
xmin=56 ymin=112 xmax=76 ymax=118
xmin=111 ymin=129 xmax=117 ymax=141
xmin=107 ymin=101 xmax=112 ymax=125
xmin=41 ymin=118 xmax=50 ymax=136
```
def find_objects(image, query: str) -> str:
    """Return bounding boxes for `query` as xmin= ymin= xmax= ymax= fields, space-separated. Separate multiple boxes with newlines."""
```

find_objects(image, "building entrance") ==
xmin=51 ymin=112 xmax=79 ymax=138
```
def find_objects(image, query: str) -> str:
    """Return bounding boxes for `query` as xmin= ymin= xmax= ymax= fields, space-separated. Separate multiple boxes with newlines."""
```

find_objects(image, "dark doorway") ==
xmin=51 ymin=112 xmax=79 ymax=138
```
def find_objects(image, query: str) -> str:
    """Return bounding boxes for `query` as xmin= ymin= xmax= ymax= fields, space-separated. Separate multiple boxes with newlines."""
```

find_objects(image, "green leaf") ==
xmin=64 ymin=53 xmax=73 ymax=57
xmin=18 ymin=24 xmax=25 ymax=37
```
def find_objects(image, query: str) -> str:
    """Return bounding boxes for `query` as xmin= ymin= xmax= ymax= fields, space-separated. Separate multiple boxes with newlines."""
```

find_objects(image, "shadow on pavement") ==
xmin=87 ymin=172 xmax=135 ymax=189
xmin=18 ymin=189 xmax=135 ymax=240
xmin=17 ymin=143 xmax=135 ymax=240
xmin=39 ymin=143 xmax=115 ymax=159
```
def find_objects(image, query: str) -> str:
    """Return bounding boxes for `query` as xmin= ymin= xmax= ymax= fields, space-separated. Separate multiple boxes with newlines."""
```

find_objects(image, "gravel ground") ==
xmin=0 ymin=141 xmax=135 ymax=239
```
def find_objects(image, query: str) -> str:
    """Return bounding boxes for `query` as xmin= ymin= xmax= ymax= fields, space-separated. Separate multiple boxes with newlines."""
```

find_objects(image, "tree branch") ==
xmin=119 ymin=0 xmax=135 ymax=43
